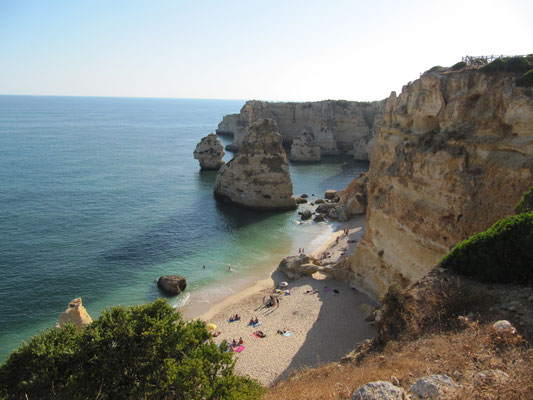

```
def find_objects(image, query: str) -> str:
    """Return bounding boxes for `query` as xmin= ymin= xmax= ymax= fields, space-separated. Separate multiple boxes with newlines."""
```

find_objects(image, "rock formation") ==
xmin=289 ymin=131 xmax=321 ymax=161
xmin=341 ymin=68 xmax=533 ymax=298
xmin=57 ymin=298 xmax=93 ymax=330
xmin=278 ymin=254 xmax=322 ymax=280
xmin=216 ymin=100 xmax=386 ymax=159
xmin=193 ymin=133 xmax=225 ymax=170
xmin=214 ymin=119 xmax=297 ymax=210
xmin=157 ymin=275 xmax=187 ymax=295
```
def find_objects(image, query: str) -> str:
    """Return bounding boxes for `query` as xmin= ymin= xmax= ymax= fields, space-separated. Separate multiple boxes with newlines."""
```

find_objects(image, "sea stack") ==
xmin=193 ymin=133 xmax=225 ymax=170
xmin=289 ymin=131 xmax=321 ymax=162
xmin=57 ymin=298 xmax=93 ymax=330
xmin=214 ymin=118 xmax=296 ymax=210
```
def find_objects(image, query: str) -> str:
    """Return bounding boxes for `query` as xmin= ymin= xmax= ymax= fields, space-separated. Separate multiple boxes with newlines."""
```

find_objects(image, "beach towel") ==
xmin=217 ymin=344 xmax=230 ymax=353
xmin=283 ymin=331 xmax=294 ymax=337
xmin=253 ymin=333 xmax=264 ymax=338
xmin=250 ymin=322 xmax=261 ymax=327
xmin=233 ymin=345 xmax=245 ymax=353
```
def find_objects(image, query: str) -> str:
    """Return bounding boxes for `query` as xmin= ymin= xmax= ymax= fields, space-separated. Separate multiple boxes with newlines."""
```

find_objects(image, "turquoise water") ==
xmin=0 ymin=95 xmax=368 ymax=361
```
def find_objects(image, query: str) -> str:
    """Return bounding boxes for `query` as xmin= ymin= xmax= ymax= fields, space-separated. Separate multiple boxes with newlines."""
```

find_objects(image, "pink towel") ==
xmin=233 ymin=345 xmax=245 ymax=353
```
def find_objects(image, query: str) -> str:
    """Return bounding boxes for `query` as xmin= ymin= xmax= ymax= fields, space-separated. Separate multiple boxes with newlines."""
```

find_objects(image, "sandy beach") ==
xmin=196 ymin=215 xmax=377 ymax=386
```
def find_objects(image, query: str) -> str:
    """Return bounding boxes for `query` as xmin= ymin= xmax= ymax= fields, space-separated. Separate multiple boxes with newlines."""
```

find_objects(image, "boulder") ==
xmin=351 ymin=381 xmax=407 ymax=400
xmin=492 ymin=320 xmax=515 ymax=333
xmin=214 ymin=119 xmax=296 ymax=210
xmin=295 ymin=196 xmax=308 ymax=204
xmin=278 ymin=254 xmax=321 ymax=280
xmin=313 ymin=214 xmax=326 ymax=222
xmin=193 ymin=133 xmax=225 ymax=170
xmin=300 ymin=210 xmax=313 ymax=220
xmin=315 ymin=198 xmax=325 ymax=204
xmin=474 ymin=369 xmax=509 ymax=387
xmin=58 ymin=298 xmax=93 ymax=330
xmin=409 ymin=374 xmax=458 ymax=399
xmin=325 ymin=189 xmax=337 ymax=199
xmin=316 ymin=202 xmax=336 ymax=214
xmin=289 ymin=131 xmax=321 ymax=162
xmin=157 ymin=275 xmax=187 ymax=295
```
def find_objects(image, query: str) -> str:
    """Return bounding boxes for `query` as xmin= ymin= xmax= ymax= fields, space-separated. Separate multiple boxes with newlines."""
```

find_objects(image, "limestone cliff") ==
xmin=341 ymin=69 xmax=533 ymax=299
xmin=57 ymin=298 xmax=93 ymax=330
xmin=216 ymin=100 xmax=385 ymax=158
xmin=193 ymin=133 xmax=225 ymax=170
xmin=289 ymin=131 xmax=321 ymax=162
xmin=214 ymin=118 xmax=296 ymax=210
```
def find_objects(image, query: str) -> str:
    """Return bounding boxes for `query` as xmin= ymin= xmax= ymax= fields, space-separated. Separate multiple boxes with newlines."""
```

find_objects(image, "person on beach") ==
xmin=231 ymin=339 xmax=237 ymax=348
xmin=228 ymin=266 xmax=233 ymax=271
xmin=254 ymin=317 xmax=259 ymax=325
xmin=254 ymin=330 xmax=266 ymax=338
xmin=238 ymin=337 xmax=244 ymax=345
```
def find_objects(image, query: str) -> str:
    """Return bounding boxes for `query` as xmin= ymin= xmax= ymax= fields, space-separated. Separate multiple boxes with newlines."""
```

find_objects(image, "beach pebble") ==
xmin=351 ymin=381 xmax=406 ymax=400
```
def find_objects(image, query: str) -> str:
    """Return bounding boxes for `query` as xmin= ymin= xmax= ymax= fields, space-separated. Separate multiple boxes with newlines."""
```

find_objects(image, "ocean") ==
xmin=0 ymin=95 xmax=368 ymax=361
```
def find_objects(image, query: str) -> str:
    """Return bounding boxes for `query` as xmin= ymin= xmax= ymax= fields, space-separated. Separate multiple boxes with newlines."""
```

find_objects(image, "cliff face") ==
xmin=193 ymin=133 xmax=225 ymax=170
xmin=216 ymin=100 xmax=385 ymax=158
xmin=342 ymin=69 xmax=533 ymax=298
xmin=214 ymin=118 xmax=296 ymax=210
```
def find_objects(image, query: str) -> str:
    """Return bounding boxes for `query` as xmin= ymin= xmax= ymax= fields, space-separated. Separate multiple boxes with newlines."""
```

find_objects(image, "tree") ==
xmin=0 ymin=299 xmax=264 ymax=400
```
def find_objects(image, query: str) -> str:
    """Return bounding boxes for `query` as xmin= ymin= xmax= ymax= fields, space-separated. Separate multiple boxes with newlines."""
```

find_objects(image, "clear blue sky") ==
xmin=1 ymin=0 xmax=532 ymax=101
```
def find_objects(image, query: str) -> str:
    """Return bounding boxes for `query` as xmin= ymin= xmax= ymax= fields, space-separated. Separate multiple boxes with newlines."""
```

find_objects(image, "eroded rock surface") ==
xmin=193 ymin=133 xmax=225 ymax=170
xmin=410 ymin=374 xmax=458 ymax=399
xmin=214 ymin=119 xmax=296 ymax=210
xmin=217 ymin=100 xmax=386 ymax=159
xmin=351 ymin=381 xmax=407 ymax=400
xmin=289 ymin=131 xmax=321 ymax=161
xmin=57 ymin=298 xmax=93 ymax=330
xmin=343 ymin=69 xmax=533 ymax=298
xmin=278 ymin=254 xmax=322 ymax=280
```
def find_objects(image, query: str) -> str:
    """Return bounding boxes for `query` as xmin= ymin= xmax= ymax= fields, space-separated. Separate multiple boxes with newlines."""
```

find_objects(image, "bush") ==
xmin=427 ymin=65 xmax=444 ymax=73
xmin=439 ymin=213 xmax=533 ymax=283
xmin=451 ymin=61 xmax=467 ymax=71
xmin=517 ymin=69 xmax=533 ymax=88
xmin=0 ymin=299 xmax=264 ymax=400
xmin=482 ymin=56 xmax=533 ymax=74
xmin=515 ymin=185 xmax=533 ymax=213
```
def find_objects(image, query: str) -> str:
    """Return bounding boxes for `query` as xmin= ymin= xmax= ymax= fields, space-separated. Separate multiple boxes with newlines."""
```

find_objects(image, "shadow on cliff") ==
xmin=268 ymin=269 xmax=376 ymax=384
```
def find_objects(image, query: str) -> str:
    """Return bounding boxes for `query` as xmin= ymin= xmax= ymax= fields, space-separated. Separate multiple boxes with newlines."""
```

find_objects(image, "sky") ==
xmin=0 ymin=0 xmax=532 ymax=102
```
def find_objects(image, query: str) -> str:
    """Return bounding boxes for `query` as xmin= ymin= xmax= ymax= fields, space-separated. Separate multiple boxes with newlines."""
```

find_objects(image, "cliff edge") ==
xmin=341 ymin=68 xmax=533 ymax=298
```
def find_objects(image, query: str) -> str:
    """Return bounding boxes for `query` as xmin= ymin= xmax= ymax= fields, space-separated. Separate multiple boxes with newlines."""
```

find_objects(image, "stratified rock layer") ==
xmin=217 ymin=100 xmax=385 ymax=158
xmin=289 ymin=131 xmax=321 ymax=161
xmin=57 ymin=298 xmax=93 ymax=330
xmin=193 ymin=133 xmax=225 ymax=170
xmin=343 ymin=69 xmax=533 ymax=298
xmin=214 ymin=118 xmax=296 ymax=210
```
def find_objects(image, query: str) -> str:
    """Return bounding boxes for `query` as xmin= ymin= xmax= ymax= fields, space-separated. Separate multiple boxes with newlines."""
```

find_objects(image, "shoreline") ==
xmin=186 ymin=215 xmax=376 ymax=385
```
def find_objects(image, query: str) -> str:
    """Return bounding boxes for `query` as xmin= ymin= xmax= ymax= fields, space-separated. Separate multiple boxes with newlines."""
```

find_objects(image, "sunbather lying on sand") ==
xmin=254 ymin=330 xmax=266 ymax=338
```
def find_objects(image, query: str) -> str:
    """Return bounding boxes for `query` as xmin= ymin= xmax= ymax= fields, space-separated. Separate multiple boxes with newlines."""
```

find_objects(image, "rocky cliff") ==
xmin=289 ymin=131 xmax=321 ymax=162
xmin=216 ymin=100 xmax=385 ymax=158
xmin=340 ymin=68 xmax=533 ymax=298
xmin=57 ymin=298 xmax=93 ymax=330
xmin=193 ymin=133 xmax=225 ymax=170
xmin=214 ymin=118 xmax=296 ymax=210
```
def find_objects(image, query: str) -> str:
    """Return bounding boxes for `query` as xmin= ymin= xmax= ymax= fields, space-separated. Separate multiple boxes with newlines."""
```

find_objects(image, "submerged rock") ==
xmin=193 ymin=133 xmax=225 ymax=170
xmin=157 ymin=275 xmax=187 ymax=295
xmin=57 ymin=298 xmax=93 ymax=330
xmin=289 ymin=131 xmax=321 ymax=162
xmin=214 ymin=119 xmax=296 ymax=210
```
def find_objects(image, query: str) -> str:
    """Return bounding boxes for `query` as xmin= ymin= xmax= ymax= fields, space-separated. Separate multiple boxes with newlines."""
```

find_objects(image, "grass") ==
xmin=263 ymin=324 xmax=531 ymax=400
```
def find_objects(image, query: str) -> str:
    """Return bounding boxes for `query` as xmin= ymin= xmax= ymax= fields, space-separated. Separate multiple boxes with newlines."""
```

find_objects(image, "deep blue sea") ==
xmin=0 ymin=95 xmax=368 ymax=361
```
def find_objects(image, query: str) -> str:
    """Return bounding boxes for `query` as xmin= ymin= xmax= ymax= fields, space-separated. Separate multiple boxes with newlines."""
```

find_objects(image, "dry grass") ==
xmin=263 ymin=324 xmax=532 ymax=399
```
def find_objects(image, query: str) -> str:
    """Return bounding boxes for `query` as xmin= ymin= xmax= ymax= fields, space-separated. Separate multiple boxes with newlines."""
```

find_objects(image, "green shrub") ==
xmin=515 ymin=185 xmax=533 ymax=213
xmin=439 ymin=213 xmax=533 ymax=283
xmin=482 ymin=56 xmax=533 ymax=74
xmin=427 ymin=65 xmax=444 ymax=73
xmin=451 ymin=61 xmax=467 ymax=71
xmin=517 ymin=69 xmax=533 ymax=88
xmin=0 ymin=299 xmax=264 ymax=400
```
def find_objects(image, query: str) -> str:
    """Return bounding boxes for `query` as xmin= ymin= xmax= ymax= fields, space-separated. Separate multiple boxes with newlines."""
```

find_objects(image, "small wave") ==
xmin=170 ymin=292 xmax=190 ymax=309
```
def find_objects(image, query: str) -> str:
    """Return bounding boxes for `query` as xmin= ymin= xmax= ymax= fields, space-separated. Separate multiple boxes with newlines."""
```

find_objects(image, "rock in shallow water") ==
xmin=193 ymin=133 xmax=225 ymax=170
xmin=157 ymin=275 xmax=187 ymax=295
xmin=214 ymin=118 xmax=296 ymax=210
xmin=58 ymin=298 xmax=93 ymax=330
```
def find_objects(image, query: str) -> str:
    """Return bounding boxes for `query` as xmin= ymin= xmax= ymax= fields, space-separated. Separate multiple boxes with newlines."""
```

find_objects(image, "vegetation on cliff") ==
xmin=0 ymin=299 xmax=264 ymax=400
xmin=439 ymin=212 xmax=533 ymax=283
xmin=515 ymin=185 xmax=533 ymax=214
